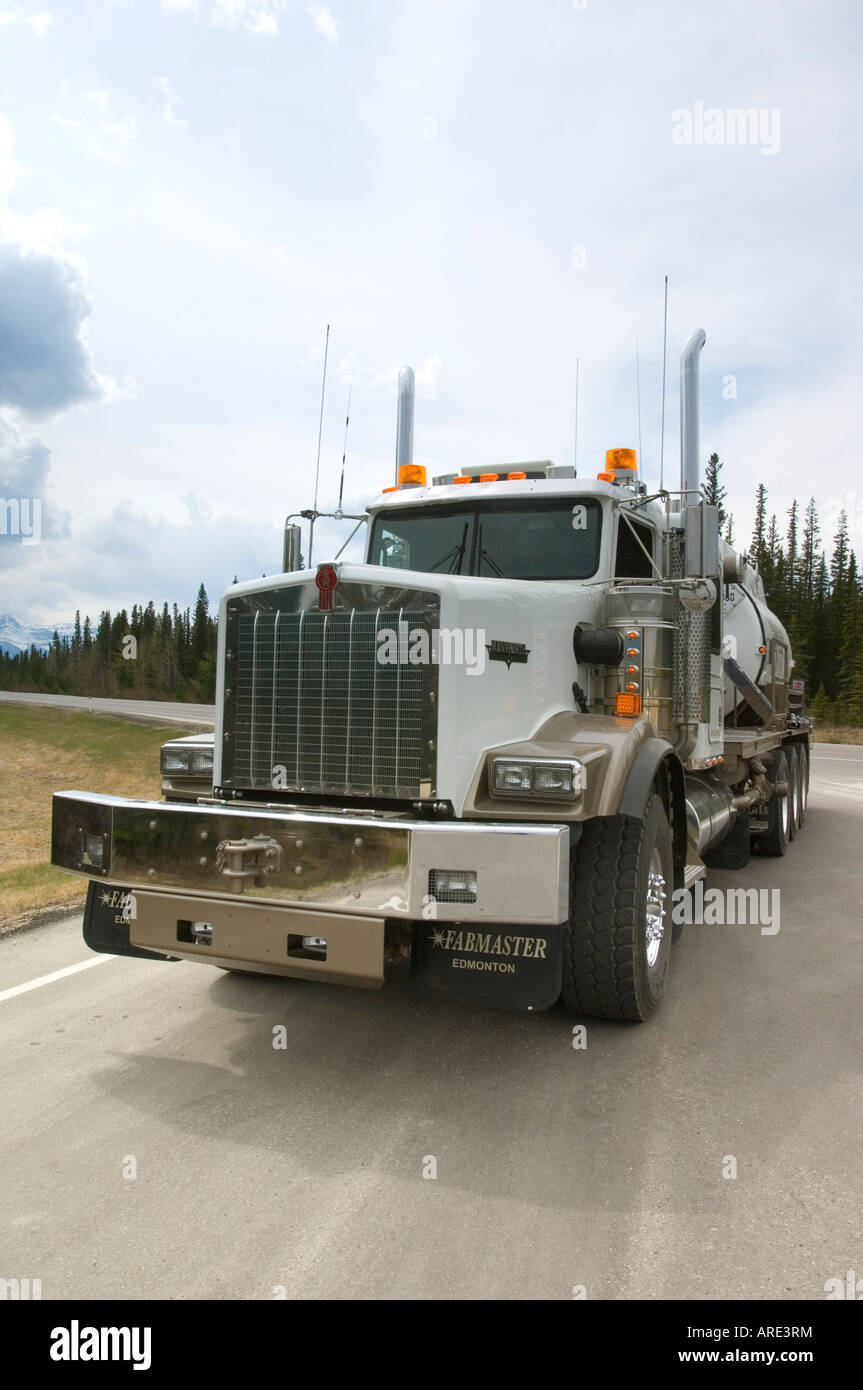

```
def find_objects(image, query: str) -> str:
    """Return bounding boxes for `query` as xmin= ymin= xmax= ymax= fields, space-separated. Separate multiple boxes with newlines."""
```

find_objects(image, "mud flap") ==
xmin=412 ymin=922 xmax=562 ymax=1012
xmin=83 ymin=882 xmax=178 ymax=961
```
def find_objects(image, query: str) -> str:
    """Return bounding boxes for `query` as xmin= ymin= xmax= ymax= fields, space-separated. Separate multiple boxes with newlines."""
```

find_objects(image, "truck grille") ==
xmin=221 ymin=585 xmax=439 ymax=798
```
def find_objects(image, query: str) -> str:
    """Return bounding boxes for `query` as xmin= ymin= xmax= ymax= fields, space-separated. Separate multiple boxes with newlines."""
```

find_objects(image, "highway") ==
xmin=1 ymin=745 xmax=860 ymax=1300
xmin=0 ymin=691 xmax=215 ymax=728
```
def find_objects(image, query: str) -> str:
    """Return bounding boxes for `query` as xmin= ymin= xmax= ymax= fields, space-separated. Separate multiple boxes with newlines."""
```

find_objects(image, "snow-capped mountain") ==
xmin=0 ymin=614 xmax=76 ymax=656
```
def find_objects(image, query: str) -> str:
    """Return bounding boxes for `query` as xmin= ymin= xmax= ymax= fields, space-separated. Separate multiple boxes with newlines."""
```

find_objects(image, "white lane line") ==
xmin=0 ymin=954 xmax=114 ymax=1003
xmin=811 ymin=755 xmax=863 ymax=763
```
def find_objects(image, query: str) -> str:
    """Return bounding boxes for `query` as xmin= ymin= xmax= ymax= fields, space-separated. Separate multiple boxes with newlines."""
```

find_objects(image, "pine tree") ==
xmin=702 ymin=453 xmax=727 ymax=527
xmin=751 ymin=483 xmax=768 ymax=569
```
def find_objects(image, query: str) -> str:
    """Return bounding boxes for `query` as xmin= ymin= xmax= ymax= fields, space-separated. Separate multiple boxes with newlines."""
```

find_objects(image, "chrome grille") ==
xmin=222 ymin=586 xmax=439 ymax=798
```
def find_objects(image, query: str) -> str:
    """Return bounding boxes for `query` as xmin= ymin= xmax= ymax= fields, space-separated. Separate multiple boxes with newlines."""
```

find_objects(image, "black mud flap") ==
xmin=412 ymin=921 xmax=562 ymax=1012
xmin=83 ymin=882 xmax=178 ymax=961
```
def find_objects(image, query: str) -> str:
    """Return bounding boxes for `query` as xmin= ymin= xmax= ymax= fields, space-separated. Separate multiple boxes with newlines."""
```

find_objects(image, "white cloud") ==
xmin=0 ymin=7 xmax=54 ymax=38
xmin=159 ymin=0 xmax=285 ymax=35
xmin=25 ymin=10 xmax=53 ymax=36
xmin=84 ymin=89 xmax=110 ymax=110
xmin=152 ymin=75 xmax=187 ymax=130
xmin=336 ymin=352 xmax=439 ymax=400
xmin=52 ymin=112 xmax=83 ymax=129
xmin=0 ymin=116 xmax=21 ymax=203
xmin=100 ymin=115 xmax=137 ymax=141
xmin=305 ymin=2 xmax=339 ymax=44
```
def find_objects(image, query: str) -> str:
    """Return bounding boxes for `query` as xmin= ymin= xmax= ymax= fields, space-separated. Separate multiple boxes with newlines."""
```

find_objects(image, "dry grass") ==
xmin=0 ymin=707 xmax=186 ymax=924
xmin=811 ymin=725 xmax=863 ymax=745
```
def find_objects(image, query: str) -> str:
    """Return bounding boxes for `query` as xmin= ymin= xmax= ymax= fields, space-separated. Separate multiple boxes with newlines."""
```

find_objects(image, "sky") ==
xmin=0 ymin=0 xmax=861 ymax=625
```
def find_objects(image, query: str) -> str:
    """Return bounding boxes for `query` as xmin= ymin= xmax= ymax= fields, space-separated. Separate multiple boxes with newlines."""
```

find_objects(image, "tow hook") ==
xmin=215 ymin=835 xmax=284 ymax=893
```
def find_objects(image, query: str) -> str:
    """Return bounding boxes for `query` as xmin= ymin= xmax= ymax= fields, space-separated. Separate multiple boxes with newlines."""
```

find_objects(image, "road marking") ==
xmin=811 ymin=754 xmax=863 ymax=762
xmin=0 ymin=955 xmax=114 ymax=1003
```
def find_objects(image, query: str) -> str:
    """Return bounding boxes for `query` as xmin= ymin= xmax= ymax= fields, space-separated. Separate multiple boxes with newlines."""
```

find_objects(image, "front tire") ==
xmin=561 ymin=794 xmax=674 ymax=1022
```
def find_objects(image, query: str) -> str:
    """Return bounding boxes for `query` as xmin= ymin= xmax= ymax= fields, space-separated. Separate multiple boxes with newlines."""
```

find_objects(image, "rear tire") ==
xmin=755 ymin=747 xmax=790 ymax=857
xmin=786 ymin=746 xmax=800 ymax=841
xmin=795 ymin=744 xmax=808 ymax=829
xmin=561 ymin=794 xmax=674 ymax=1022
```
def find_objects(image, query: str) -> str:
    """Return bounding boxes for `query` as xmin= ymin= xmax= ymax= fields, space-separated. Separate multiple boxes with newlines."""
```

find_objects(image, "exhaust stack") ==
xmin=395 ymin=366 xmax=415 ymax=483
xmin=680 ymin=328 xmax=706 ymax=496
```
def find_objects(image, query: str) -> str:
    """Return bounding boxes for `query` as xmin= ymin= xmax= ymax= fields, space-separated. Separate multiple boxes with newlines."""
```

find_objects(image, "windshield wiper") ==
xmin=477 ymin=526 xmax=508 ymax=578
xmin=428 ymin=523 xmax=469 ymax=574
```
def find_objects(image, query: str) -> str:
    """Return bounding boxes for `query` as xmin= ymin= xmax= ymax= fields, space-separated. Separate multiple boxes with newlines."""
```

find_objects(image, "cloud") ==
xmin=0 ymin=8 xmax=55 ymax=38
xmin=159 ymin=0 xmax=284 ymax=36
xmin=305 ymin=2 xmax=339 ymax=43
xmin=99 ymin=115 xmax=137 ymax=141
xmin=152 ymin=75 xmax=187 ymax=130
xmin=0 ymin=413 xmax=50 ymax=494
xmin=336 ymin=352 xmax=439 ymax=399
xmin=0 ymin=241 xmax=104 ymax=414
xmin=0 ymin=116 xmax=21 ymax=203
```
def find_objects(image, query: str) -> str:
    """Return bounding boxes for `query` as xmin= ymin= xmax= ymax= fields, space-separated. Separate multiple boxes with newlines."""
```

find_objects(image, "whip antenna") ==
xmin=308 ymin=322 xmax=330 ymax=566
xmin=635 ymin=332 xmax=643 ymax=465
xmin=574 ymin=356 xmax=580 ymax=473
xmin=337 ymin=386 xmax=351 ymax=517
xmin=659 ymin=277 xmax=668 ymax=492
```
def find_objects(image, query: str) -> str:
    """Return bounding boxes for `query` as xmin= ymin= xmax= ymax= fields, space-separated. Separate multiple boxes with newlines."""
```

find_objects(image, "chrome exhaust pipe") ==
xmin=395 ymin=366 xmax=415 ymax=483
xmin=680 ymin=328 xmax=706 ymax=496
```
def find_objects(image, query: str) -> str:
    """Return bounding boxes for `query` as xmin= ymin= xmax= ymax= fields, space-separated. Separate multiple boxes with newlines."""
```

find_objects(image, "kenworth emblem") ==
xmin=315 ymin=563 xmax=338 ymax=610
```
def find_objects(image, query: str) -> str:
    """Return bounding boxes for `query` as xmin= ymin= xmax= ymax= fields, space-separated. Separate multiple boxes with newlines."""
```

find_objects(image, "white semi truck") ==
xmin=51 ymin=330 xmax=810 ymax=1020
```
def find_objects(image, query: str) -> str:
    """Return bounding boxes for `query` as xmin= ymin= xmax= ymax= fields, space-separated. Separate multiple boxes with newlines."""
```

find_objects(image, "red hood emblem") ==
xmin=315 ymin=564 xmax=338 ymax=610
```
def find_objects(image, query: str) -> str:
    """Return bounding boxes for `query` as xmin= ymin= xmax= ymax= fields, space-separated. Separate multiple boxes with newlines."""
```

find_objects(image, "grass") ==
xmin=0 ymin=706 xmax=186 ymax=925
xmin=811 ymin=725 xmax=863 ymax=745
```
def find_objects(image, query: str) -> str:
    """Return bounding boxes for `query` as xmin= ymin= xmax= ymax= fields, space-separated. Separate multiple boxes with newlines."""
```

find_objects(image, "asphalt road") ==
xmin=1 ymin=745 xmax=861 ymax=1300
xmin=0 ymin=691 xmax=215 ymax=728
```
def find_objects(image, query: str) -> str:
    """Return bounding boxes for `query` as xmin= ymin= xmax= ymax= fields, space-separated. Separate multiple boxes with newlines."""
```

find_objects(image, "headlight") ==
xmin=81 ymin=833 xmax=105 ymax=868
xmin=160 ymin=744 xmax=214 ymax=776
xmin=489 ymin=757 xmax=585 ymax=800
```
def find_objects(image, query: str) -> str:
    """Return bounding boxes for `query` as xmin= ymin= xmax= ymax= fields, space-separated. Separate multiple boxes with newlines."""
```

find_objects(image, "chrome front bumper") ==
xmin=52 ymin=791 xmax=569 ymax=926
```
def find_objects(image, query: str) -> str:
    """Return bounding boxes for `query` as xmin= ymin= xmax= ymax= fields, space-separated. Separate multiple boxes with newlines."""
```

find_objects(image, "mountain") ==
xmin=0 ymin=614 xmax=76 ymax=657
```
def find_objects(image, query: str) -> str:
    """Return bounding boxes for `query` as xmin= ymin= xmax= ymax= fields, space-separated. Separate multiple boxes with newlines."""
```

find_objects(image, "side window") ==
xmin=615 ymin=518 xmax=654 ymax=578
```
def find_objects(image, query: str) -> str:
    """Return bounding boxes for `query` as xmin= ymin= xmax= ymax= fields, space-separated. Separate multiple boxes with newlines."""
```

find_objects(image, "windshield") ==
xmin=369 ymin=498 xmax=602 ymax=580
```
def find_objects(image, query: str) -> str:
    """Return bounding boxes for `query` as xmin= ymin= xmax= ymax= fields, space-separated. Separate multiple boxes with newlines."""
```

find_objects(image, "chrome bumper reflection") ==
xmin=51 ymin=791 xmax=569 ymax=925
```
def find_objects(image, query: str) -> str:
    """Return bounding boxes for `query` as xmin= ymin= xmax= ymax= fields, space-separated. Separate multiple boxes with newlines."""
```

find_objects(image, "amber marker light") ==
xmin=614 ymin=692 xmax=642 ymax=716
xmin=606 ymin=447 xmax=637 ymax=471
xmin=397 ymin=463 xmax=426 ymax=486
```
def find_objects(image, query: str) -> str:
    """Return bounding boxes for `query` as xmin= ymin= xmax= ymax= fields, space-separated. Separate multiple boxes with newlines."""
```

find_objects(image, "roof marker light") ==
xmin=479 ymin=473 xmax=499 ymax=482
xmin=398 ymin=463 xmax=426 ymax=486
xmin=507 ymin=471 xmax=526 ymax=480
xmin=606 ymin=448 xmax=637 ymax=471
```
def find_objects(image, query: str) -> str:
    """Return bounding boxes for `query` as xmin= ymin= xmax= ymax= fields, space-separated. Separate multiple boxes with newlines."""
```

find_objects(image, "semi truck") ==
xmin=51 ymin=329 xmax=811 ymax=1021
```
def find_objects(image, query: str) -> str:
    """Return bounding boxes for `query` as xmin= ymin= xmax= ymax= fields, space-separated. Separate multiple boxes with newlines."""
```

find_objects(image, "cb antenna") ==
xmin=337 ymin=386 xmax=352 ymax=517
xmin=574 ymin=356 xmax=580 ymax=473
xmin=308 ymin=322 xmax=330 ymax=567
xmin=659 ymin=276 xmax=668 ymax=492
xmin=635 ymin=332 xmax=643 ymax=466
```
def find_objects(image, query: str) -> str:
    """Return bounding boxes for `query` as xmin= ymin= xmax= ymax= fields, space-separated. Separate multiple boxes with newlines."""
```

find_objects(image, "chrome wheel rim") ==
xmin=645 ymin=853 xmax=667 ymax=970
xmin=780 ymin=759 xmax=791 ymax=836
